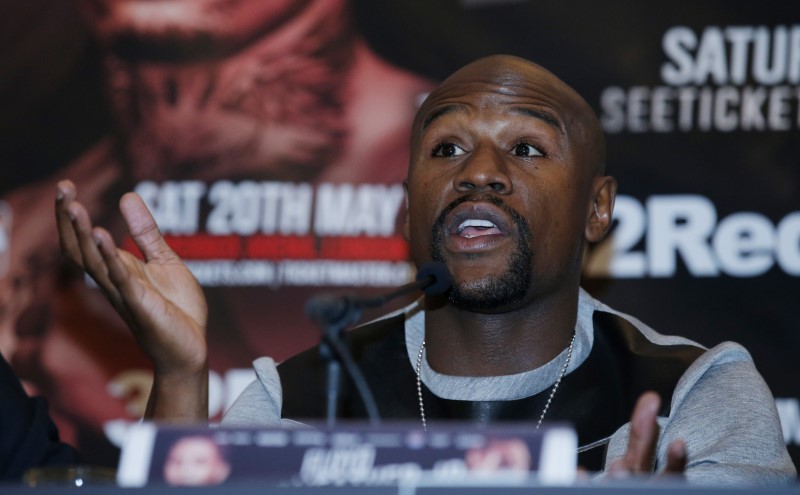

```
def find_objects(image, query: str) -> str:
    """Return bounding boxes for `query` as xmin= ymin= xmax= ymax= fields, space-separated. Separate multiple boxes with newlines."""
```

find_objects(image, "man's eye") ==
xmin=512 ymin=143 xmax=544 ymax=157
xmin=432 ymin=143 xmax=466 ymax=157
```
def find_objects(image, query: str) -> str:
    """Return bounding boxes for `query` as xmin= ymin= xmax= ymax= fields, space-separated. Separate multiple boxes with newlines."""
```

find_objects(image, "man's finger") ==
xmin=55 ymin=180 xmax=82 ymax=264
xmin=119 ymin=192 xmax=177 ymax=263
xmin=68 ymin=197 xmax=117 ymax=293
xmin=91 ymin=227 xmax=130 ymax=305
xmin=663 ymin=439 xmax=687 ymax=473
xmin=623 ymin=391 xmax=661 ymax=472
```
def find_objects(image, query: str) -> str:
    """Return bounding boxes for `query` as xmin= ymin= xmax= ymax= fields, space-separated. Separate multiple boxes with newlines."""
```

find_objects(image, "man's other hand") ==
xmin=608 ymin=391 xmax=687 ymax=478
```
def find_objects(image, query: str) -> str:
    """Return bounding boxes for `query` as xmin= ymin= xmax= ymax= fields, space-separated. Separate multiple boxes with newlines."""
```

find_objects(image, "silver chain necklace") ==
xmin=415 ymin=332 xmax=576 ymax=431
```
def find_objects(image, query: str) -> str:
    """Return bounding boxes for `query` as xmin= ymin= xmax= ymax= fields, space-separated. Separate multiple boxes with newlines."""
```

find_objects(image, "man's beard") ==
xmin=429 ymin=194 xmax=533 ymax=311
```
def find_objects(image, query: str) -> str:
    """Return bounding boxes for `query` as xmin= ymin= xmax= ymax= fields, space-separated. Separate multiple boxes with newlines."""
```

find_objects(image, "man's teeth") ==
xmin=457 ymin=219 xmax=497 ymax=237
xmin=459 ymin=219 xmax=496 ymax=230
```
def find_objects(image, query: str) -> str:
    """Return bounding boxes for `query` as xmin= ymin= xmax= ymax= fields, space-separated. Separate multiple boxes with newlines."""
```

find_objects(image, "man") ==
xmin=55 ymin=55 xmax=795 ymax=482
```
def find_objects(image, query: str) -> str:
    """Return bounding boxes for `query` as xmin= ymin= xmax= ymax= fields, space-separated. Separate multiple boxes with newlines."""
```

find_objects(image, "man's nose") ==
xmin=453 ymin=146 xmax=512 ymax=194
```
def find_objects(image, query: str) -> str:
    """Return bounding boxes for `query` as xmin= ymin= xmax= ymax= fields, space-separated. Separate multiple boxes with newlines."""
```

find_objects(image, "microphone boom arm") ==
xmin=304 ymin=262 xmax=451 ymax=427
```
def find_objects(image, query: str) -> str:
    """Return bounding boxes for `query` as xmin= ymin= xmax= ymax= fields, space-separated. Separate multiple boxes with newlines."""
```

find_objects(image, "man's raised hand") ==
xmin=55 ymin=180 xmax=208 ymax=422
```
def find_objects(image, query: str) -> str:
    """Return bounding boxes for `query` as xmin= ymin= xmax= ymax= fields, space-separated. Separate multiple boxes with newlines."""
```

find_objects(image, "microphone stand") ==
xmin=307 ymin=293 xmax=379 ymax=427
xmin=305 ymin=263 xmax=451 ymax=428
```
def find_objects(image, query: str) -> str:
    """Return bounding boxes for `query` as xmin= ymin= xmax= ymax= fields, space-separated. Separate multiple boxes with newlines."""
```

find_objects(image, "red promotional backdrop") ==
xmin=0 ymin=0 xmax=797 ymax=470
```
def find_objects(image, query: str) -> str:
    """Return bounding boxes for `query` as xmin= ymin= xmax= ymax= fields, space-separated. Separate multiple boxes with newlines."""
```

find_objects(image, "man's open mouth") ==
xmin=446 ymin=202 xmax=512 ymax=239
xmin=456 ymin=219 xmax=502 ymax=238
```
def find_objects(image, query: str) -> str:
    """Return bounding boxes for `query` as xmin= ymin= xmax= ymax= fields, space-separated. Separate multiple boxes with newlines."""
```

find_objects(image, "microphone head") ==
xmin=305 ymin=294 xmax=349 ymax=325
xmin=416 ymin=262 xmax=452 ymax=297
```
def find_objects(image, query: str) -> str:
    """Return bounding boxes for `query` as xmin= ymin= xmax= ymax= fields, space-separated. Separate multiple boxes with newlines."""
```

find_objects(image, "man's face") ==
xmin=405 ymin=57 xmax=600 ymax=311
xmin=163 ymin=437 xmax=230 ymax=486
xmin=72 ymin=0 xmax=349 ymax=183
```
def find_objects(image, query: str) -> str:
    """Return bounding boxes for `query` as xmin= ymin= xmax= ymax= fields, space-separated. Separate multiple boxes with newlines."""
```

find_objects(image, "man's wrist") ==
xmin=146 ymin=365 xmax=209 ymax=423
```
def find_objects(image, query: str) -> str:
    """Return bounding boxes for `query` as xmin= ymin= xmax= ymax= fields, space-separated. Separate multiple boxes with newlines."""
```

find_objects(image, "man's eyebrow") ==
xmin=419 ymin=105 xmax=463 ymax=133
xmin=511 ymin=107 xmax=565 ymax=134
xmin=419 ymin=104 xmax=565 ymax=135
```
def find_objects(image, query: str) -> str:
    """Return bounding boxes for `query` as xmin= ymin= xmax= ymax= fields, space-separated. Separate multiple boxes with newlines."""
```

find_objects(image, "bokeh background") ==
xmin=0 ymin=0 xmax=797 ymax=470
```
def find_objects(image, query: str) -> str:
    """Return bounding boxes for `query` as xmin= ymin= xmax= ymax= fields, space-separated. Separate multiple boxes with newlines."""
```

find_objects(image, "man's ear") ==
xmin=585 ymin=176 xmax=617 ymax=243
xmin=402 ymin=181 xmax=411 ymax=241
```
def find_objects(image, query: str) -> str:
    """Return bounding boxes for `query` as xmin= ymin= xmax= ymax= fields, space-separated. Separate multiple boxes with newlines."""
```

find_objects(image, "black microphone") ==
xmin=305 ymin=262 xmax=452 ymax=325
xmin=416 ymin=261 xmax=452 ymax=297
